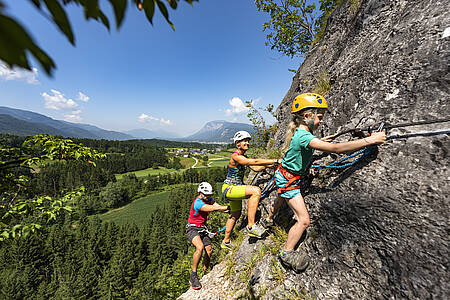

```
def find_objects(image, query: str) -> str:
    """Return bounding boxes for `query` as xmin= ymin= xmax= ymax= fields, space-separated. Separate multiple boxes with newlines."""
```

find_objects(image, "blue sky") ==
xmin=1 ymin=0 xmax=302 ymax=136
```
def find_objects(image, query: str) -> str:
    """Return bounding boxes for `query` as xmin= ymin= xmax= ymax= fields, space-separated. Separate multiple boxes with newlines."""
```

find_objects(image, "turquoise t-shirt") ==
xmin=281 ymin=129 xmax=316 ymax=175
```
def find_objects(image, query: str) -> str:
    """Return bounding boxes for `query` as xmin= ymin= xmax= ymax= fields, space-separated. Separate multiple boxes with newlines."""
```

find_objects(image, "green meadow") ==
xmin=115 ymin=157 xmax=196 ymax=180
xmin=98 ymin=190 xmax=170 ymax=227
xmin=97 ymin=182 xmax=227 ymax=228
xmin=115 ymin=167 xmax=175 ymax=180
xmin=208 ymin=158 xmax=229 ymax=168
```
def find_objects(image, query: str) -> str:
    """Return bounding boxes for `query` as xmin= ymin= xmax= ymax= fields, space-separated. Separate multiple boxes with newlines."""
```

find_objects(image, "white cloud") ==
xmin=64 ymin=113 xmax=82 ymax=122
xmin=64 ymin=110 xmax=82 ymax=122
xmin=160 ymin=118 xmax=173 ymax=125
xmin=139 ymin=113 xmax=157 ymax=122
xmin=138 ymin=113 xmax=173 ymax=126
xmin=0 ymin=63 xmax=39 ymax=84
xmin=225 ymin=97 xmax=249 ymax=116
xmin=77 ymin=92 xmax=89 ymax=102
xmin=42 ymin=89 xmax=78 ymax=110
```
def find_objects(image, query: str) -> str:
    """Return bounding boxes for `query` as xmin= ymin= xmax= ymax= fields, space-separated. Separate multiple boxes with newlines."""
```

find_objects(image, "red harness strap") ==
xmin=277 ymin=164 xmax=302 ymax=194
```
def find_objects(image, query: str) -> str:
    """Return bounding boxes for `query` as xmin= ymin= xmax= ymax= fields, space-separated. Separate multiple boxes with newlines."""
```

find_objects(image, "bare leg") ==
xmin=245 ymin=185 xmax=261 ymax=228
xmin=284 ymin=193 xmax=310 ymax=251
xmin=267 ymin=195 xmax=285 ymax=222
xmin=223 ymin=210 xmax=241 ymax=243
xmin=191 ymin=236 xmax=204 ymax=272
xmin=203 ymin=245 xmax=212 ymax=272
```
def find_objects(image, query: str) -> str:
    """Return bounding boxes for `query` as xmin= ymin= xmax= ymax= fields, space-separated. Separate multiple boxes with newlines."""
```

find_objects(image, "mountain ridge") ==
xmin=0 ymin=106 xmax=254 ymax=143
xmin=180 ymin=120 xmax=255 ymax=143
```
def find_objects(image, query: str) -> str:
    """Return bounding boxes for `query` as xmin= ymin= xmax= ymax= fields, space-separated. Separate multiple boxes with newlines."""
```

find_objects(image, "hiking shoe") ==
xmin=261 ymin=217 xmax=274 ymax=229
xmin=246 ymin=223 xmax=267 ymax=238
xmin=278 ymin=250 xmax=309 ymax=273
xmin=189 ymin=273 xmax=202 ymax=290
xmin=221 ymin=240 xmax=232 ymax=250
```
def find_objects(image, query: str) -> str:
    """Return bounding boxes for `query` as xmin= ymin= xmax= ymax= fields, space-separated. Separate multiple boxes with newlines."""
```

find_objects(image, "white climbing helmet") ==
xmin=198 ymin=182 xmax=213 ymax=195
xmin=233 ymin=131 xmax=252 ymax=143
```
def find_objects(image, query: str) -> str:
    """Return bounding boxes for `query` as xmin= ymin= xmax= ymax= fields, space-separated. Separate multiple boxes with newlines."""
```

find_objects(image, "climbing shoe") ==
xmin=278 ymin=250 xmax=309 ymax=273
xmin=221 ymin=240 xmax=232 ymax=250
xmin=189 ymin=272 xmax=202 ymax=290
xmin=246 ymin=223 xmax=267 ymax=238
xmin=261 ymin=217 xmax=274 ymax=229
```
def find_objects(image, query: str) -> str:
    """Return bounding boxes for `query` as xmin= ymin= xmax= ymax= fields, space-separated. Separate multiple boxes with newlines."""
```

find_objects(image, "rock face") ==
xmin=179 ymin=0 xmax=449 ymax=299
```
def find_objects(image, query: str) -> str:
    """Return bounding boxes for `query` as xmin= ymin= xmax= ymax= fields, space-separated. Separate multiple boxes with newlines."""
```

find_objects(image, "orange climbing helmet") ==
xmin=292 ymin=93 xmax=328 ymax=113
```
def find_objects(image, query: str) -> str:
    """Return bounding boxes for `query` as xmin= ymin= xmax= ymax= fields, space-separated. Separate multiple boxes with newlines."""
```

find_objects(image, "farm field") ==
xmin=207 ymin=158 xmax=229 ymax=168
xmin=114 ymin=149 xmax=235 ymax=178
xmin=98 ymin=190 xmax=170 ymax=227
xmin=115 ymin=157 xmax=196 ymax=180
xmin=115 ymin=167 xmax=176 ymax=180
xmin=215 ymin=149 xmax=234 ymax=157
xmin=179 ymin=156 xmax=195 ymax=168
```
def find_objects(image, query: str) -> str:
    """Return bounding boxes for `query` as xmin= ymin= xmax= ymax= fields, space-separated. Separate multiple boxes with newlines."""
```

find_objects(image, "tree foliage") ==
xmin=255 ymin=0 xmax=344 ymax=57
xmin=0 ymin=134 xmax=105 ymax=241
xmin=0 ymin=0 xmax=199 ymax=76
xmin=245 ymin=100 xmax=277 ymax=147
xmin=0 ymin=159 xmax=228 ymax=298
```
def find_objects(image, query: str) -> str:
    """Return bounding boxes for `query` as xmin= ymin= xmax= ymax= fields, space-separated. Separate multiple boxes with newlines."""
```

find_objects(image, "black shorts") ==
xmin=186 ymin=225 xmax=212 ymax=246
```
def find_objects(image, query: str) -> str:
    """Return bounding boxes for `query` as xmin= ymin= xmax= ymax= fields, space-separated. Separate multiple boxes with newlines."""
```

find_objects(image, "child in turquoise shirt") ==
xmin=265 ymin=93 xmax=386 ymax=273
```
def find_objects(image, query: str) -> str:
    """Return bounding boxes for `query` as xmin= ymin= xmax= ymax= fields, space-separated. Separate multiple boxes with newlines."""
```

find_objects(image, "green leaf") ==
xmin=98 ymin=11 xmax=110 ymax=30
xmin=142 ymin=0 xmax=155 ymax=24
xmin=0 ymin=14 xmax=56 ymax=75
xmin=0 ymin=16 xmax=31 ymax=68
xmin=84 ymin=0 xmax=100 ymax=19
xmin=29 ymin=0 xmax=41 ymax=8
xmin=167 ymin=0 xmax=177 ymax=9
xmin=43 ymin=0 xmax=75 ymax=45
xmin=108 ymin=0 xmax=127 ymax=29
xmin=156 ymin=0 xmax=174 ymax=30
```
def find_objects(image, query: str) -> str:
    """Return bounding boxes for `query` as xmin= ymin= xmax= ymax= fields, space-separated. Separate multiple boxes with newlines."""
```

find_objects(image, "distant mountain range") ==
xmin=123 ymin=128 xmax=180 ymax=140
xmin=0 ymin=107 xmax=255 ymax=143
xmin=0 ymin=106 xmax=133 ymax=140
xmin=180 ymin=120 xmax=255 ymax=143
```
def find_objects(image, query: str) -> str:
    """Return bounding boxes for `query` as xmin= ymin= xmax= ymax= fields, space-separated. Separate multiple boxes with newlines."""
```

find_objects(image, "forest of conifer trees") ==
xmin=0 ymin=134 xmax=229 ymax=299
xmin=0 ymin=184 xmax=228 ymax=299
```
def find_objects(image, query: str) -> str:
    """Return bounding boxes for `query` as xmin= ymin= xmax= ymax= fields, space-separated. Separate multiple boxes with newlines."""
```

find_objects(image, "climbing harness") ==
xmin=276 ymin=164 xmax=303 ymax=194
xmin=186 ymin=223 xmax=226 ymax=239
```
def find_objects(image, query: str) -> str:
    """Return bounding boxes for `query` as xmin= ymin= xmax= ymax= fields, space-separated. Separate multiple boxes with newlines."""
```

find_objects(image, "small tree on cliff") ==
xmin=255 ymin=0 xmax=345 ymax=57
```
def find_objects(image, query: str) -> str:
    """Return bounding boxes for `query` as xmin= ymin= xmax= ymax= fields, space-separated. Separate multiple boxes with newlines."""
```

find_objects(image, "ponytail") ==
xmin=282 ymin=108 xmax=319 ymax=154
xmin=282 ymin=115 xmax=302 ymax=154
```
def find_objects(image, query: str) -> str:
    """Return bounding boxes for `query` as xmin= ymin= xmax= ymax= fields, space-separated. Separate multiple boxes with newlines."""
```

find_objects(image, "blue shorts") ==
xmin=275 ymin=169 xmax=302 ymax=199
